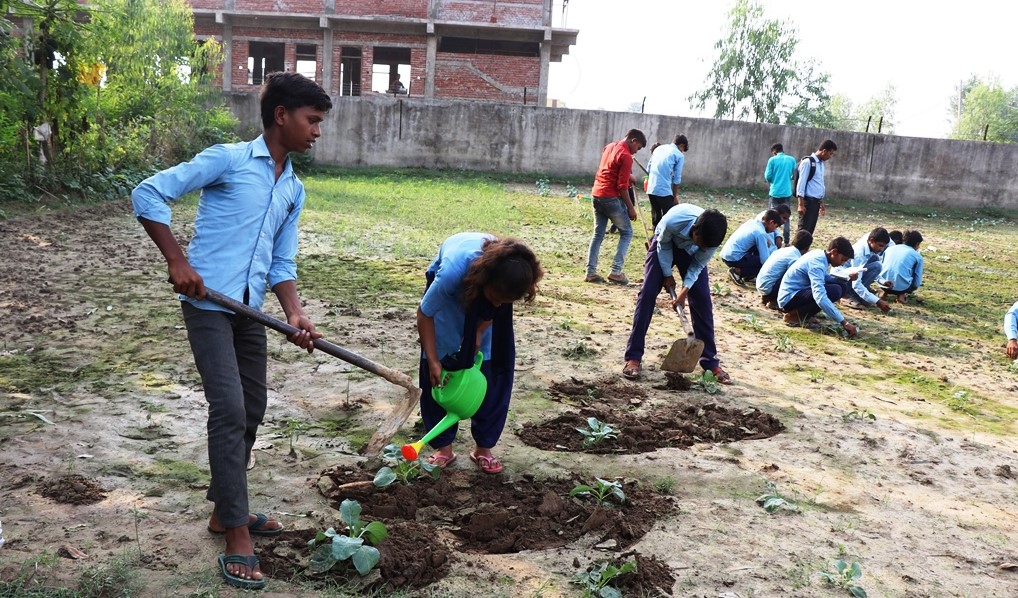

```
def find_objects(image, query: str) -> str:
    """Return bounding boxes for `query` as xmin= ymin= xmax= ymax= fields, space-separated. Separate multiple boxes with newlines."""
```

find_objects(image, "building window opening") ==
xmin=247 ymin=41 xmax=284 ymax=85
xmin=340 ymin=47 xmax=362 ymax=96
xmin=371 ymin=47 xmax=411 ymax=95
xmin=295 ymin=44 xmax=317 ymax=81
xmin=438 ymin=36 xmax=539 ymax=57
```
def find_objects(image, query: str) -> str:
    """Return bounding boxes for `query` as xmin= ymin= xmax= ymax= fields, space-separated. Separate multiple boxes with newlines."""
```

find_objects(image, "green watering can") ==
xmin=401 ymin=352 xmax=487 ymax=460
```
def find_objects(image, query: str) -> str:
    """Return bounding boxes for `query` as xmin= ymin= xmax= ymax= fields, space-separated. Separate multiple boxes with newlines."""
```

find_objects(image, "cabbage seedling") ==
xmin=570 ymin=477 xmax=625 ymax=506
xmin=307 ymin=499 xmax=388 ymax=575
xmin=576 ymin=417 xmax=619 ymax=447
xmin=571 ymin=559 xmax=637 ymax=598
xmin=373 ymin=443 xmax=440 ymax=487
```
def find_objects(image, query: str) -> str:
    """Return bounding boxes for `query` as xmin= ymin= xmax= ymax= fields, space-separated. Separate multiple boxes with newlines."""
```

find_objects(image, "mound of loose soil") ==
xmin=572 ymin=551 xmax=676 ymax=597
xmin=38 ymin=474 xmax=107 ymax=505
xmin=517 ymin=402 xmax=785 ymax=454
xmin=316 ymin=468 xmax=673 ymax=554
xmin=259 ymin=520 xmax=451 ymax=590
xmin=549 ymin=376 xmax=648 ymax=405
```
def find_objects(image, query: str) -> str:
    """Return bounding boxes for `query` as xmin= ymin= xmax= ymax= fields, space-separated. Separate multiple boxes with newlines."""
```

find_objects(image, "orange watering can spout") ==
xmin=402 ymin=352 xmax=487 ymax=460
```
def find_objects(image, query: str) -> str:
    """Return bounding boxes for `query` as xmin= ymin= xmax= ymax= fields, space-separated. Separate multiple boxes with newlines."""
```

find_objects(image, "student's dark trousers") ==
xmin=182 ymin=302 xmax=267 ymax=529
xmin=782 ymin=284 xmax=843 ymax=321
xmin=797 ymin=197 xmax=822 ymax=234
xmin=722 ymin=247 xmax=763 ymax=279
xmin=624 ymin=235 xmax=719 ymax=371
xmin=648 ymin=194 xmax=676 ymax=227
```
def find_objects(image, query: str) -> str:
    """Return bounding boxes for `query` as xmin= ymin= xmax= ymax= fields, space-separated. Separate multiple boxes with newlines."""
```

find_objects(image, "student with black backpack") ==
xmin=794 ymin=139 xmax=837 ymax=234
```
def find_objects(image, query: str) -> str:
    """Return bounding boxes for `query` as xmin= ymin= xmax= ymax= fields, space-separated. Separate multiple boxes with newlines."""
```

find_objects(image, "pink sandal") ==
xmin=469 ymin=452 xmax=503 ymax=474
xmin=426 ymin=453 xmax=457 ymax=468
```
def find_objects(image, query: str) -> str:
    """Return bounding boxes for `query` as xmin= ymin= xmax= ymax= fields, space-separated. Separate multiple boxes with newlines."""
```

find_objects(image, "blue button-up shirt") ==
xmin=795 ymin=153 xmax=826 ymax=199
xmin=647 ymin=144 xmax=684 ymax=196
xmin=1005 ymin=301 xmax=1018 ymax=341
xmin=655 ymin=204 xmax=716 ymax=288
xmin=764 ymin=152 xmax=796 ymax=198
xmin=831 ymin=235 xmax=880 ymax=304
xmin=131 ymin=136 xmax=304 ymax=312
xmin=778 ymin=249 xmax=845 ymax=323
xmin=879 ymin=245 xmax=924 ymax=292
xmin=419 ymin=233 xmax=495 ymax=361
xmin=756 ymin=246 xmax=801 ymax=295
xmin=719 ymin=217 xmax=775 ymax=264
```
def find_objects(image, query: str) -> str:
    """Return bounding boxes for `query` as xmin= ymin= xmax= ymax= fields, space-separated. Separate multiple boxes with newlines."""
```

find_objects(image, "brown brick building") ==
xmin=188 ymin=0 xmax=577 ymax=105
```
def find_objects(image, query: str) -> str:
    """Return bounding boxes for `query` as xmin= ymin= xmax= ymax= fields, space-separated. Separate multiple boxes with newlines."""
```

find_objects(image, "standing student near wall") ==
xmin=646 ymin=134 xmax=688 ymax=226
xmin=796 ymin=139 xmax=837 ymax=234
xmin=764 ymin=143 xmax=797 ymax=246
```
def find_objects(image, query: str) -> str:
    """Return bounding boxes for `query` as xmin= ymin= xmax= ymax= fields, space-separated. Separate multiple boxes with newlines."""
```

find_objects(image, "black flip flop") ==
xmin=208 ymin=512 xmax=283 ymax=537
xmin=218 ymin=554 xmax=266 ymax=590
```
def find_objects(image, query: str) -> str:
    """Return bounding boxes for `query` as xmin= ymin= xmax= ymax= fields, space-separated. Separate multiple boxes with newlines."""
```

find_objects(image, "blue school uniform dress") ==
xmin=777 ymin=249 xmax=846 ymax=323
xmin=719 ymin=217 xmax=775 ymax=279
xmin=418 ymin=232 xmax=515 ymax=450
xmin=878 ymin=244 xmax=924 ymax=293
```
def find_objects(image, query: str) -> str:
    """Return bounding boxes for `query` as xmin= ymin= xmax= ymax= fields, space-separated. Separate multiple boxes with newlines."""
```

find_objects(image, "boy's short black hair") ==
xmin=889 ymin=230 xmax=904 ymax=244
xmin=674 ymin=134 xmax=689 ymax=150
xmin=649 ymin=142 xmax=661 ymax=154
xmin=792 ymin=230 xmax=813 ymax=252
xmin=773 ymin=204 xmax=791 ymax=218
xmin=260 ymin=72 xmax=333 ymax=129
xmin=692 ymin=208 xmax=728 ymax=248
xmin=625 ymin=128 xmax=647 ymax=147
xmin=819 ymin=139 xmax=838 ymax=152
xmin=829 ymin=236 xmax=854 ymax=259
xmin=771 ymin=143 xmax=783 ymax=152
xmin=868 ymin=227 xmax=890 ymax=245
xmin=762 ymin=209 xmax=781 ymax=225
xmin=904 ymin=230 xmax=923 ymax=248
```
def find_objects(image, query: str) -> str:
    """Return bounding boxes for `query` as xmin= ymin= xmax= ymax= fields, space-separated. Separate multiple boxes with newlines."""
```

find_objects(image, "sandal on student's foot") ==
xmin=208 ymin=513 xmax=283 ymax=537
xmin=710 ymin=367 xmax=733 ymax=385
xmin=426 ymin=453 xmax=457 ymax=469
xmin=622 ymin=360 xmax=642 ymax=380
xmin=218 ymin=554 xmax=266 ymax=590
xmin=470 ymin=452 xmax=504 ymax=474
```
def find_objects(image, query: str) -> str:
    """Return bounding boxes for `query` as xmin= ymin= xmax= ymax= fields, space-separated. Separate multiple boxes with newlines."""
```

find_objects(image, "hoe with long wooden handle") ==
xmin=202 ymin=289 xmax=420 ymax=455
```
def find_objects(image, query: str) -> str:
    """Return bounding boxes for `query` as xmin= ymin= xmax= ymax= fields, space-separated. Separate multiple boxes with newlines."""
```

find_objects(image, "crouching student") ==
xmin=777 ymin=236 xmax=859 ymax=337
xmin=834 ymin=227 xmax=892 ymax=312
xmin=756 ymin=230 xmax=812 ymax=309
xmin=757 ymin=204 xmax=791 ymax=248
xmin=622 ymin=204 xmax=730 ymax=383
xmin=1005 ymin=301 xmax=1018 ymax=359
xmin=878 ymin=230 xmax=924 ymax=304
xmin=417 ymin=233 xmax=543 ymax=474
xmin=720 ymin=209 xmax=781 ymax=285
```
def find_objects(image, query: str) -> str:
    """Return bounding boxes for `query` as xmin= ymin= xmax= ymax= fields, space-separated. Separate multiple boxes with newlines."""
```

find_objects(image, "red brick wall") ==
xmin=331 ymin=0 xmax=428 ymax=18
xmin=435 ymin=53 xmax=540 ymax=103
xmin=436 ymin=0 xmax=544 ymax=26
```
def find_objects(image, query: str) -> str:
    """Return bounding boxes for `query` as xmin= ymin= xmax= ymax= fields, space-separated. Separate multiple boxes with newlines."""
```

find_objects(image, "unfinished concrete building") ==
xmin=188 ymin=0 xmax=578 ymax=105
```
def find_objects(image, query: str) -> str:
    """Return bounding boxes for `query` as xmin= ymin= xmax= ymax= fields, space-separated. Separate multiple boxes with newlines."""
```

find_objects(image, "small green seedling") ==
xmin=696 ymin=370 xmax=721 ymax=394
xmin=774 ymin=335 xmax=793 ymax=352
xmin=563 ymin=340 xmax=599 ymax=359
xmin=307 ymin=499 xmax=388 ymax=575
xmin=536 ymin=178 xmax=551 ymax=197
xmin=816 ymin=560 xmax=867 ymax=597
xmin=711 ymin=282 xmax=731 ymax=297
xmin=576 ymin=417 xmax=619 ymax=447
xmin=571 ymin=559 xmax=637 ymax=598
xmin=744 ymin=314 xmax=764 ymax=331
xmin=843 ymin=408 xmax=876 ymax=422
xmin=570 ymin=478 xmax=625 ymax=507
xmin=756 ymin=481 xmax=800 ymax=513
xmin=565 ymin=183 xmax=579 ymax=198
xmin=809 ymin=369 xmax=825 ymax=383
xmin=284 ymin=418 xmax=306 ymax=458
xmin=373 ymin=444 xmax=440 ymax=487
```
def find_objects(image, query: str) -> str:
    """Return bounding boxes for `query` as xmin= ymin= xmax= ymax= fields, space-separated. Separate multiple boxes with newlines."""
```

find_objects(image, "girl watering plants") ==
xmin=416 ymin=233 xmax=543 ymax=474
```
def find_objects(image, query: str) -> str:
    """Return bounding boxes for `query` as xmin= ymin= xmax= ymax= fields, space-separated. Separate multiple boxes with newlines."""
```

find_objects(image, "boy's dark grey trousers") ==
xmin=181 ymin=302 xmax=267 ymax=529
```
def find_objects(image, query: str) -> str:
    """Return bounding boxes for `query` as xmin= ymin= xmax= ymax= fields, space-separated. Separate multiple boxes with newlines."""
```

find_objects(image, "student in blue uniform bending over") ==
xmin=720 ymin=209 xmax=781 ymax=285
xmin=878 ymin=230 xmax=924 ymax=304
xmin=417 ymin=233 xmax=543 ymax=474
xmin=756 ymin=230 xmax=812 ymax=309
xmin=833 ymin=227 xmax=892 ymax=312
xmin=777 ymin=237 xmax=859 ymax=338
xmin=622 ymin=204 xmax=730 ymax=383
xmin=1004 ymin=301 xmax=1018 ymax=359
xmin=755 ymin=204 xmax=792 ymax=248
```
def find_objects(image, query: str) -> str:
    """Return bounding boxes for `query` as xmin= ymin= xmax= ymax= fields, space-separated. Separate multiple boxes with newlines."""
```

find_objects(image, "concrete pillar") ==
xmin=425 ymin=25 xmax=436 ymax=98
xmin=322 ymin=28 xmax=334 ymax=95
xmin=538 ymin=38 xmax=550 ymax=106
xmin=222 ymin=23 xmax=233 ymax=92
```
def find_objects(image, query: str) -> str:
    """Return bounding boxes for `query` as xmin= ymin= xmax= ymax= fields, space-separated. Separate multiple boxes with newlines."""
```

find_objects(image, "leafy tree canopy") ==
xmin=949 ymin=76 xmax=1018 ymax=143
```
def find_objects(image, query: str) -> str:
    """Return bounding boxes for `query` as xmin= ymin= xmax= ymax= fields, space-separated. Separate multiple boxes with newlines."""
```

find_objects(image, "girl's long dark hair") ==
xmin=462 ymin=237 xmax=543 ymax=307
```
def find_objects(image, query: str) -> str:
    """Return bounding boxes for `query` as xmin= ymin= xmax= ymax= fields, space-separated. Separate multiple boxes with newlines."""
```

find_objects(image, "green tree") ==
xmin=950 ymin=77 xmax=1018 ymax=143
xmin=690 ymin=0 xmax=831 ymax=126
xmin=826 ymin=85 xmax=898 ymax=134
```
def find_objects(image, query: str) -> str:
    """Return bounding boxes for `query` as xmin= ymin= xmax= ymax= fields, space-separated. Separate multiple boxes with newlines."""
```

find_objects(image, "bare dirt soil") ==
xmin=2 ymin=197 xmax=1018 ymax=597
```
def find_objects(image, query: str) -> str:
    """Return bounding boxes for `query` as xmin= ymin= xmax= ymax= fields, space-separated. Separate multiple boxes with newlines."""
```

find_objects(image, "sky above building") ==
xmin=547 ymin=0 xmax=1017 ymax=139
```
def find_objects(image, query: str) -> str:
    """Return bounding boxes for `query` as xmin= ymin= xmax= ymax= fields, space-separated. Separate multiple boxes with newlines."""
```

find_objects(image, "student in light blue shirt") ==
xmin=646 ymin=134 xmax=688 ymax=225
xmin=720 ymin=209 xmax=781 ymax=284
xmin=756 ymin=204 xmax=791 ymax=248
xmin=417 ymin=234 xmax=544 ymax=474
xmin=878 ymin=230 xmax=924 ymax=304
xmin=834 ymin=228 xmax=892 ymax=313
xmin=757 ymin=230 xmax=812 ymax=309
xmin=795 ymin=139 xmax=837 ymax=235
xmin=1004 ymin=301 xmax=1018 ymax=359
xmin=623 ymin=204 xmax=731 ymax=383
xmin=132 ymin=72 xmax=332 ymax=590
xmin=778 ymin=236 xmax=859 ymax=337
xmin=764 ymin=143 xmax=797 ymax=245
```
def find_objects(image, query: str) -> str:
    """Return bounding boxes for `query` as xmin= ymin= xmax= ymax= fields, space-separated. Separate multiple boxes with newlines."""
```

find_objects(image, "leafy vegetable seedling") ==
xmin=570 ymin=478 xmax=625 ymax=507
xmin=576 ymin=417 xmax=619 ymax=447
xmin=817 ymin=559 xmax=867 ymax=597
xmin=756 ymin=481 xmax=800 ymax=513
xmin=307 ymin=499 xmax=388 ymax=575
xmin=696 ymin=370 xmax=721 ymax=394
xmin=374 ymin=443 xmax=441 ymax=487
xmin=571 ymin=559 xmax=637 ymax=598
